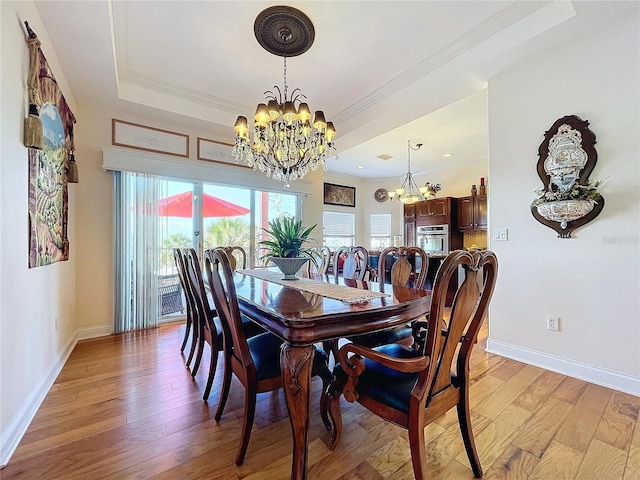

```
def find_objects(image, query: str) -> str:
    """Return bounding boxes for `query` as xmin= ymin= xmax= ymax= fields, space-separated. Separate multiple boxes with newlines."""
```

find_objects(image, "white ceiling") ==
xmin=33 ymin=1 xmax=634 ymax=179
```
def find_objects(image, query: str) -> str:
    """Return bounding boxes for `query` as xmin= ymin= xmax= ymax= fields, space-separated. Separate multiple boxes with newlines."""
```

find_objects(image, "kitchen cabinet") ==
xmin=404 ymin=221 xmax=416 ymax=246
xmin=457 ymin=195 xmax=487 ymax=230
xmin=404 ymin=204 xmax=416 ymax=221
xmin=416 ymin=197 xmax=453 ymax=226
xmin=403 ymin=204 xmax=416 ymax=246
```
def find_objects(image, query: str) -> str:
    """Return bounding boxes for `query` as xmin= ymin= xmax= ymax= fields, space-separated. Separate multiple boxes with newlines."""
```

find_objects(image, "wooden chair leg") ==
xmin=186 ymin=324 xmax=199 ymax=368
xmin=203 ymin=342 xmax=220 ymax=401
xmin=322 ymin=339 xmax=340 ymax=365
xmin=325 ymin=380 xmax=344 ymax=450
xmin=457 ymin=386 xmax=483 ymax=477
xmin=191 ymin=326 xmax=207 ymax=377
xmin=235 ymin=389 xmax=257 ymax=466
xmin=180 ymin=315 xmax=191 ymax=353
xmin=214 ymin=353 xmax=232 ymax=421
xmin=319 ymin=375 xmax=332 ymax=430
xmin=408 ymin=417 xmax=427 ymax=480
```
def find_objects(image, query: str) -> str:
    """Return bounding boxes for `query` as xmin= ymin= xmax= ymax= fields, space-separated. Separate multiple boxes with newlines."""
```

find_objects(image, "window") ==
xmin=115 ymin=172 xmax=300 ymax=331
xmin=370 ymin=213 xmax=391 ymax=250
xmin=323 ymin=211 xmax=355 ymax=249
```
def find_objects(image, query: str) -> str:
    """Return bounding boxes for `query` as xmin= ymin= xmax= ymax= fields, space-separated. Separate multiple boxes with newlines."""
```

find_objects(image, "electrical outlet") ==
xmin=547 ymin=316 xmax=560 ymax=331
xmin=493 ymin=228 xmax=508 ymax=241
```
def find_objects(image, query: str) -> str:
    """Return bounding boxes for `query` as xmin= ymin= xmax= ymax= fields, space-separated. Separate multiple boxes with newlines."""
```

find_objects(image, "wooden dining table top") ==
xmin=233 ymin=269 xmax=432 ymax=345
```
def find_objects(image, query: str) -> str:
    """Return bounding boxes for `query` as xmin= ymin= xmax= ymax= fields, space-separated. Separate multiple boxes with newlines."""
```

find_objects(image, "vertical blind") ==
xmin=114 ymin=171 xmax=163 ymax=333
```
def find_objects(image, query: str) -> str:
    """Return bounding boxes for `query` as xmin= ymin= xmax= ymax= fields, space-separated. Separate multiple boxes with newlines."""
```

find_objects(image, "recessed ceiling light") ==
xmin=443 ymin=153 xmax=452 ymax=158
xmin=356 ymin=165 xmax=364 ymax=169
xmin=377 ymin=154 xmax=393 ymax=160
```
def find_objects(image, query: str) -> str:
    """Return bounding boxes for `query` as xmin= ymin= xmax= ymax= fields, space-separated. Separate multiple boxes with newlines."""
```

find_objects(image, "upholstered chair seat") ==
xmin=333 ymin=343 xmax=421 ymax=413
xmin=347 ymin=325 xmax=414 ymax=349
xmin=248 ymin=332 xmax=330 ymax=382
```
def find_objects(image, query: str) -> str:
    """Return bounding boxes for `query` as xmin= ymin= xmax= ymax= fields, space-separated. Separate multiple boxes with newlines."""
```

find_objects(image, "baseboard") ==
xmin=76 ymin=324 xmax=112 ymax=340
xmin=486 ymin=338 xmax=640 ymax=397
xmin=0 ymin=332 xmax=77 ymax=468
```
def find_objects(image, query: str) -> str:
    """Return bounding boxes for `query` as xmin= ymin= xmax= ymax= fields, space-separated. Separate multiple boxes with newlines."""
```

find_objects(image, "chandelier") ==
xmin=389 ymin=141 xmax=431 ymax=204
xmin=232 ymin=6 xmax=336 ymax=189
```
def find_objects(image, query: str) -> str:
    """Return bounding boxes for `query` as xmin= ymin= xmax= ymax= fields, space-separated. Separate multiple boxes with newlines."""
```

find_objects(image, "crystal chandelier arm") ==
xmin=265 ymin=86 xmax=283 ymax=104
xmin=289 ymin=88 xmax=305 ymax=104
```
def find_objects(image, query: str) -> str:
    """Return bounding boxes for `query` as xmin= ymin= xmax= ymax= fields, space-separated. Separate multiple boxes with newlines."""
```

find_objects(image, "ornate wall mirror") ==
xmin=531 ymin=115 xmax=604 ymax=238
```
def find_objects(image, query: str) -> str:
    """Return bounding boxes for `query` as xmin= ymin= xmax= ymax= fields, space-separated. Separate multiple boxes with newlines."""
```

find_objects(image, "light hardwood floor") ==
xmin=2 ymin=322 xmax=639 ymax=479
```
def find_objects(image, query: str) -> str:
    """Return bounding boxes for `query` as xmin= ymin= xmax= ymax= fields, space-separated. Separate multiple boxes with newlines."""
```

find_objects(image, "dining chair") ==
xmin=204 ymin=247 xmax=332 ymax=466
xmin=380 ymin=246 xmax=428 ymax=290
xmin=218 ymin=245 xmax=247 ymax=270
xmin=334 ymin=246 xmax=369 ymax=281
xmin=183 ymin=248 xmax=264 ymax=399
xmin=307 ymin=245 xmax=331 ymax=274
xmin=322 ymin=245 xmax=371 ymax=361
xmin=183 ymin=248 xmax=223 ymax=399
xmin=348 ymin=246 xmax=429 ymax=349
xmin=173 ymin=248 xmax=197 ymax=367
xmin=322 ymin=250 xmax=498 ymax=479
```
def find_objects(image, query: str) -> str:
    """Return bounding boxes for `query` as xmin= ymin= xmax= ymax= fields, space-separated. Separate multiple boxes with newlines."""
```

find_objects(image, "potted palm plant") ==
xmin=259 ymin=215 xmax=317 ymax=280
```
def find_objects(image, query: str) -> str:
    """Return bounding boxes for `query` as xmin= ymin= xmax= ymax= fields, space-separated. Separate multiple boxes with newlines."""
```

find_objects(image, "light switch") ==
xmin=493 ymin=228 xmax=508 ymax=241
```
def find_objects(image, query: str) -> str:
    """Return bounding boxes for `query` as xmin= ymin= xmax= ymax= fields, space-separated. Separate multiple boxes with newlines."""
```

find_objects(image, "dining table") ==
xmin=233 ymin=268 xmax=431 ymax=480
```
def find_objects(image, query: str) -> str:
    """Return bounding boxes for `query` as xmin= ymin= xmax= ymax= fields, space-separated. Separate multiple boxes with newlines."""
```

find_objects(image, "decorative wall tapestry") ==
xmin=24 ymin=22 xmax=77 ymax=267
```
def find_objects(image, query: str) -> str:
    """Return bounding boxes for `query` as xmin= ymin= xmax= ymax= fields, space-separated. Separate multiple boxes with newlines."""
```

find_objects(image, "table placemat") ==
xmin=237 ymin=269 xmax=390 ymax=304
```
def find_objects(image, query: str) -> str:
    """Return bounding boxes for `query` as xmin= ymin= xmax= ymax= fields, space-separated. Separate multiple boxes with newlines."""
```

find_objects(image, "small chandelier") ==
xmin=232 ymin=6 xmax=336 ymax=189
xmin=389 ymin=141 xmax=430 ymax=204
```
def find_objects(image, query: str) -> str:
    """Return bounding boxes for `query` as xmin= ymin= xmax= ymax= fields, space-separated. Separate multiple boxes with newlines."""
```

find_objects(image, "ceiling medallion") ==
xmin=253 ymin=6 xmax=315 ymax=57
xmin=232 ymin=6 xmax=336 ymax=189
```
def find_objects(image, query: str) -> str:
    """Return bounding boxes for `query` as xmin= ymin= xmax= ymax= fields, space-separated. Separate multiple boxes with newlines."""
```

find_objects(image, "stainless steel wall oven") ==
xmin=416 ymin=224 xmax=449 ymax=255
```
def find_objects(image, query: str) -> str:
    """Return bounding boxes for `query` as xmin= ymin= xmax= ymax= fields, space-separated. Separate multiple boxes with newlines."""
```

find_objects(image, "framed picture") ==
xmin=197 ymin=137 xmax=249 ymax=168
xmin=112 ymin=119 xmax=189 ymax=158
xmin=323 ymin=182 xmax=356 ymax=207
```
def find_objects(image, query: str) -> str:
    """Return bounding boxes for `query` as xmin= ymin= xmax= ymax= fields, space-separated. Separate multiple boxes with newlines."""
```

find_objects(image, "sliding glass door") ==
xmin=114 ymin=172 xmax=299 ymax=332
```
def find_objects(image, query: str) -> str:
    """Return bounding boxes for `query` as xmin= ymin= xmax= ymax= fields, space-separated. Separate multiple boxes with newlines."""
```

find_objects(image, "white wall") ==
xmin=0 ymin=1 xmax=78 ymax=465
xmin=487 ymin=15 xmax=640 ymax=394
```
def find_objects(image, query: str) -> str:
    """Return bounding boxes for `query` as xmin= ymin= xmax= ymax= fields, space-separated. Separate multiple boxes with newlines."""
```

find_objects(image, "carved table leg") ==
xmin=281 ymin=343 xmax=315 ymax=480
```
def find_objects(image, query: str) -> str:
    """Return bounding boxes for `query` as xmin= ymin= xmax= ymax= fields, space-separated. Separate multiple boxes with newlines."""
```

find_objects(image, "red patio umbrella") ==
xmin=158 ymin=191 xmax=249 ymax=217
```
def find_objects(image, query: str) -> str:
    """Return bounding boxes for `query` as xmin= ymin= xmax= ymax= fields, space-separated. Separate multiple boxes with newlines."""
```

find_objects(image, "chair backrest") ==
xmin=419 ymin=250 xmax=498 ymax=404
xmin=334 ymin=246 xmax=369 ymax=281
xmin=378 ymin=246 xmax=428 ymax=291
xmin=173 ymin=248 xmax=192 ymax=313
xmin=173 ymin=249 xmax=185 ymax=297
xmin=215 ymin=246 xmax=247 ymax=270
xmin=204 ymin=248 xmax=253 ymax=370
xmin=307 ymin=246 xmax=331 ymax=274
xmin=183 ymin=248 xmax=214 ymax=330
